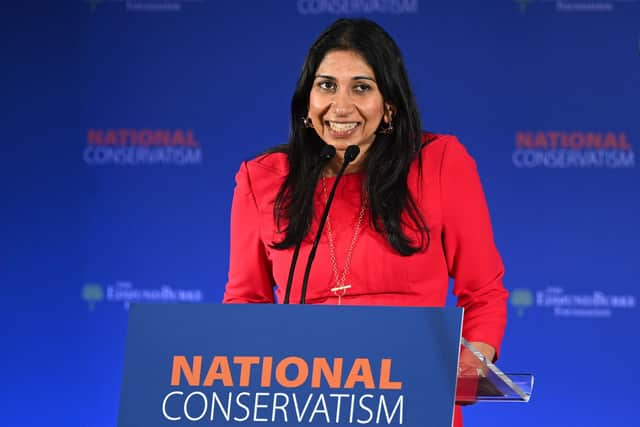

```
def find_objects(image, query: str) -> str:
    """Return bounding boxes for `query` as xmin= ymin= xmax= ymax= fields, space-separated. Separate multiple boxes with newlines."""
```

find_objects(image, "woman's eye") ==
xmin=318 ymin=81 xmax=336 ymax=91
xmin=353 ymin=83 xmax=371 ymax=93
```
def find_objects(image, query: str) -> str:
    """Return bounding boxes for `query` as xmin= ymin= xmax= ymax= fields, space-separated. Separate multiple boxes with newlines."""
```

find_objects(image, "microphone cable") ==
xmin=299 ymin=145 xmax=360 ymax=304
xmin=282 ymin=144 xmax=336 ymax=304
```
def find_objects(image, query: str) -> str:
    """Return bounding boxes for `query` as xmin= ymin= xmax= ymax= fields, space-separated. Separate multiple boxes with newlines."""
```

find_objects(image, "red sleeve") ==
xmin=223 ymin=161 xmax=276 ymax=303
xmin=440 ymin=137 xmax=508 ymax=356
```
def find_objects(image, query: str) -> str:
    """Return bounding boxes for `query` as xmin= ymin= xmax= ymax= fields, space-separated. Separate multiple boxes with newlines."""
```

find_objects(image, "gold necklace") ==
xmin=321 ymin=175 xmax=367 ymax=305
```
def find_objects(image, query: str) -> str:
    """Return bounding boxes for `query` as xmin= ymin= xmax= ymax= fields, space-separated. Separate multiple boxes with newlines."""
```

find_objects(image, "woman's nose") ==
xmin=331 ymin=90 xmax=354 ymax=116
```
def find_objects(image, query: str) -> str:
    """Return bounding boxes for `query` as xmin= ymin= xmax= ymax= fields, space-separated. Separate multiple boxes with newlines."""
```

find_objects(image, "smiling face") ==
xmin=308 ymin=50 xmax=392 ymax=166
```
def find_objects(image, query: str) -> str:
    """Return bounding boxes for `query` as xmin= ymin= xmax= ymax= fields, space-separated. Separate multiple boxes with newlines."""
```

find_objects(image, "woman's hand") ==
xmin=459 ymin=341 xmax=496 ymax=377
xmin=456 ymin=341 xmax=496 ymax=405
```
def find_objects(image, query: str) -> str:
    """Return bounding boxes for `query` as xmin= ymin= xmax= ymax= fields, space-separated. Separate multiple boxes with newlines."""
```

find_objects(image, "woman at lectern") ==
xmin=223 ymin=18 xmax=508 ymax=425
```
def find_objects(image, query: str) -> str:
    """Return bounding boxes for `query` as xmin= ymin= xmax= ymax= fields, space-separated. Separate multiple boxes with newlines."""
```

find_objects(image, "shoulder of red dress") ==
xmin=245 ymin=151 xmax=289 ymax=177
xmin=419 ymin=132 xmax=463 ymax=162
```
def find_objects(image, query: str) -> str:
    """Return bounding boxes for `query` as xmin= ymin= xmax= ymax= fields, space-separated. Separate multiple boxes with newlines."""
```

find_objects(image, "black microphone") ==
xmin=283 ymin=144 xmax=336 ymax=304
xmin=320 ymin=144 xmax=337 ymax=162
xmin=299 ymin=145 xmax=360 ymax=304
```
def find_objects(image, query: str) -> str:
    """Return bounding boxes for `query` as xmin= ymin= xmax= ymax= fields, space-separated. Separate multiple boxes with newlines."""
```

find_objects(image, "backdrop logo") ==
xmin=512 ymin=131 xmax=635 ymax=168
xmin=510 ymin=286 xmax=636 ymax=318
xmin=82 ymin=283 xmax=105 ymax=311
xmin=85 ymin=0 xmax=104 ymax=12
xmin=514 ymin=0 xmax=534 ymax=13
xmin=298 ymin=0 xmax=418 ymax=15
xmin=86 ymin=0 xmax=204 ymax=13
xmin=82 ymin=281 xmax=204 ymax=310
xmin=84 ymin=128 xmax=203 ymax=166
xmin=163 ymin=356 xmax=404 ymax=423
xmin=510 ymin=288 xmax=534 ymax=316
xmin=517 ymin=0 xmax=639 ymax=13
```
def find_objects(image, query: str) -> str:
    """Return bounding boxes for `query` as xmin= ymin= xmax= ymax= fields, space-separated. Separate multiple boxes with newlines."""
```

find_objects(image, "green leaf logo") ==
xmin=514 ymin=0 xmax=535 ymax=13
xmin=510 ymin=288 xmax=534 ymax=316
xmin=85 ymin=0 xmax=104 ymax=13
xmin=82 ymin=283 xmax=104 ymax=311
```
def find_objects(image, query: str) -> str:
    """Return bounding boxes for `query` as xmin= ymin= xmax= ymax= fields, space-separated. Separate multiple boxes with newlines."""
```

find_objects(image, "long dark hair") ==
xmin=272 ymin=18 xmax=429 ymax=255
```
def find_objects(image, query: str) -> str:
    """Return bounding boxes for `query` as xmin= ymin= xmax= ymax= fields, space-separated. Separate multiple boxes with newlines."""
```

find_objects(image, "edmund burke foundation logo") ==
xmin=515 ymin=0 xmax=640 ymax=13
xmin=512 ymin=131 xmax=635 ymax=168
xmin=84 ymin=128 xmax=203 ymax=166
xmin=82 ymin=281 xmax=204 ymax=311
xmin=86 ymin=0 xmax=204 ymax=13
xmin=510 ymin=286 xmax=636 ymax=318
xmin=297 ymin=0 xmax=419 ymax=15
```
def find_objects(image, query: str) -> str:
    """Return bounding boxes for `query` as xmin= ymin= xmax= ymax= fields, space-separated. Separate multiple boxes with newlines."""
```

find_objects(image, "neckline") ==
xmin=322 ymin=171 xmax=365 ymax=180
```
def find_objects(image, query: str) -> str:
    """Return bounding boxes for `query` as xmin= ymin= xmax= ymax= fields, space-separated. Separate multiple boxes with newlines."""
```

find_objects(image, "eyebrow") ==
xmin=315 ymin=74 xmax=377 ymax=82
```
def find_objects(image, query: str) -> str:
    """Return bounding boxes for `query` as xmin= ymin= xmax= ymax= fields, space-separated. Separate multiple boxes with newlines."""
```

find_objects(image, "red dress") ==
xmin=223 ymin=134 xmax=508 ymax=426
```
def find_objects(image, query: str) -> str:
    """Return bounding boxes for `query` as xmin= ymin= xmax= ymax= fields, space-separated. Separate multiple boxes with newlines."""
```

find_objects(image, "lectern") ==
xmin=118 ymin=304 xmax=532 ymax=427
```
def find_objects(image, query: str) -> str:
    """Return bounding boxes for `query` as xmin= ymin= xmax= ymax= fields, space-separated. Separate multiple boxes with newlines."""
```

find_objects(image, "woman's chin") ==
xmin=323 ymin=137 xmax=372 ymax=152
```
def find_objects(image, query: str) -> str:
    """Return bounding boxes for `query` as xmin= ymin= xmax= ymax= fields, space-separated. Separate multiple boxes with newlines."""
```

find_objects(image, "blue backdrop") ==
xmin=2 ymin=0 xmax=638 ymax=426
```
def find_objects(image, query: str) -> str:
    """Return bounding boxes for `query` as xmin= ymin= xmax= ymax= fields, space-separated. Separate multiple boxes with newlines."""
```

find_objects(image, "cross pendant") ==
xmin=330 ymin=284 xmax=351 ymax=306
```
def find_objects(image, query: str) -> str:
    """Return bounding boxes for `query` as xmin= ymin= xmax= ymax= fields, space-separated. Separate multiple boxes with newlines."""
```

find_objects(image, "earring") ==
xmin=302 ymin=117 xmax=314 ymax=128
xmin=377 ymin=121 xmax=394 ymax=135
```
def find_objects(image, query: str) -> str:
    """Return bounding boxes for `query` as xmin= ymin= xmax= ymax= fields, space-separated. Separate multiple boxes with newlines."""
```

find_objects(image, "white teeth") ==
xmin=329 ymin=122 xmax=358 ymax=131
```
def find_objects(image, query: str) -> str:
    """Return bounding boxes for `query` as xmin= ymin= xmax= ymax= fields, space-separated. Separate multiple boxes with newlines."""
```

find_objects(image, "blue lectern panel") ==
xmin=118 ymin=304 xmax=463 ymax=427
